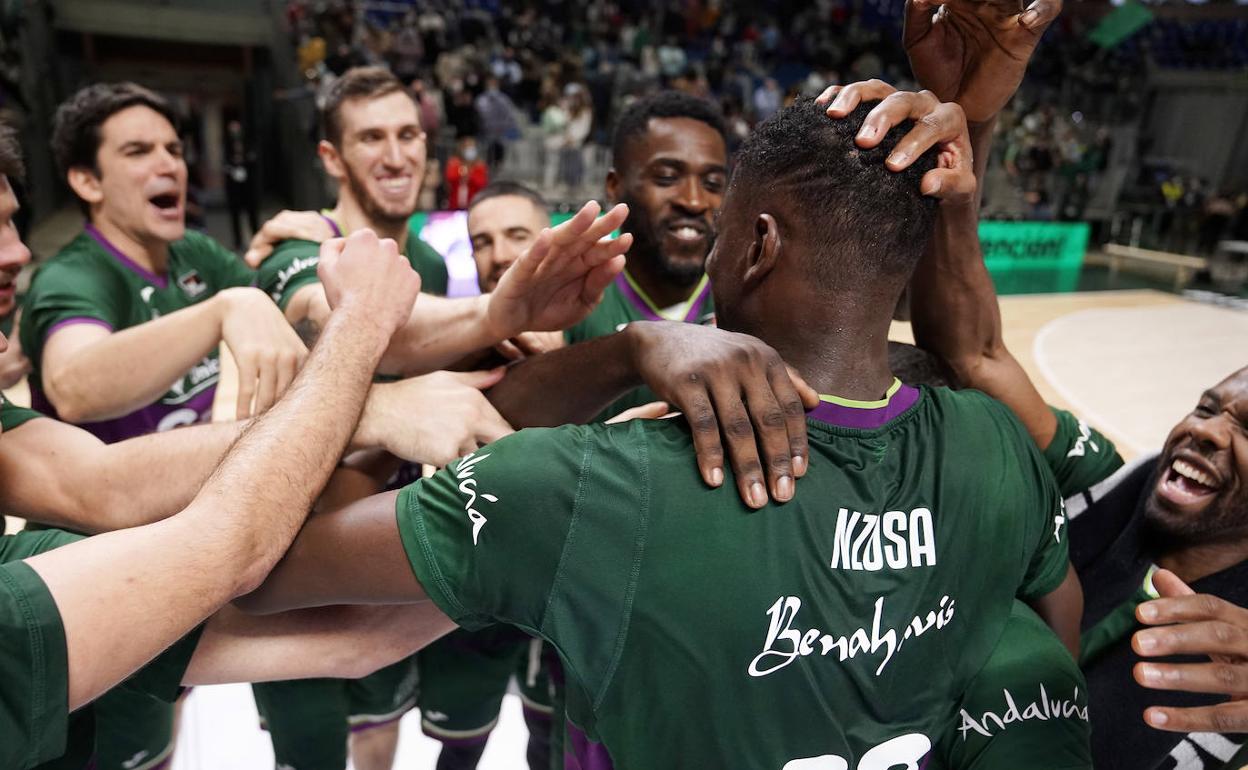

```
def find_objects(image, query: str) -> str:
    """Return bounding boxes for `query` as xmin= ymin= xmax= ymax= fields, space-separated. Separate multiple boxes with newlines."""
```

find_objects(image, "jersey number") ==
xmin=783 ymin=733 xmax=931 ymax=770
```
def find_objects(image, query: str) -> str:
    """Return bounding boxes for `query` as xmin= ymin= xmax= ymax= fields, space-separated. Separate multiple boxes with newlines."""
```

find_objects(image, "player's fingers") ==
xmin=825 ymin=79 xmax=897 ymax=118
xmin=494 ymin=339 xmax=525 ymax=361
xmin=708 ymin=381 xmax=770 ymax=509
xmin=244 ymin=243 xmax=272 ymax=268
xmin=548 ymin=200 xmax=602 ymax=247
xmin=785 ymin=365 xmax=821 ymax=411
xmin=252 ymin=356 xmax=279 ymax=417
xmin=1153 ymin=568 xmax=1198 ymax=598
xmin=273 ymin=348 xmax=299 ymax=403
xmin=1143 ymin=702 xmax=1248 ymax=734
xmin=578 ymin=203 xmax=628 ymax=246
xmin=475 ymin=404 xmax=515 ymax=445
xmin=235 ymin=357 xmax=257 ymax=420
xmin=452 ymin=367 xmax=508 ymax=391
xmin=742 ymin=371 xmax=796 ymax=504
xmin=814 ymin=84 xmax=842 ymax=105
xmin=1134 ymin=621 xmax=1248 ymax=659
xmin=1138 ymin=593 xmax=1243 ymax=626
xmin=903 ymin=0 xmax=938 ymax=46
xmin=677 ymin=384 xmax=728 ymax=490
xmin=768 ymin=362 xmax=812 ymax=481
xmin=921 ymin=167 xmax=976 ymax=204
xmin=1135 ymin=661 xmax=1248 ymax=697
xmin=856 ymin=90 xmax=944 ymax=152
xmin=887 ymin=102 xmax=968 ymax=171
xmin=1020 ymin=0 xmax=1062 ymax=31
xmin=605 ymin=401 xmax=671 ymax=424
xmin=580 ymin=253 xmax=628 ymax=308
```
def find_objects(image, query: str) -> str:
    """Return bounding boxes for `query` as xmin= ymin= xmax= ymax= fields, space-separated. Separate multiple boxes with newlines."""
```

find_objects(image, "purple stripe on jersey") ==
xmin=30 ymin=381 xmax=216 ymax=444
xmin=683 ymin=279 xmax=712 ymax=323
xmin=807 ymin=384 xmax=920 ymax=430
xmin=45 ymin=316 xmax=114 ymax=343
xmin=321 ymin=214 xmax=343 ymax=238
xmin=565 ymin=721 xmax=615 ymax=770
xmin=612 ymin=273 xmax=662 ymax=322
xmin=84 ymin=223 xmax=169 ymax=288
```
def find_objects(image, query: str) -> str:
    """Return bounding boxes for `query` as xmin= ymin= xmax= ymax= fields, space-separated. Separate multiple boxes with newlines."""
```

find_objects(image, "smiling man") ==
xmin=562 ymin=91 xmax=728 ymax=418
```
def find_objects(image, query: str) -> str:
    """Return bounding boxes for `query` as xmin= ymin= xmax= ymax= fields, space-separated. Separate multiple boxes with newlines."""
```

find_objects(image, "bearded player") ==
xmin=239 ymin=92 xmax=1082 ymax=769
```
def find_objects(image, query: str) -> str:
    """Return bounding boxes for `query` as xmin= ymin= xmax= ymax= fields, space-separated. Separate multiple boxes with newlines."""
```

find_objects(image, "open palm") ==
xmin=905 ymin=0 xmax=1061 ymax=123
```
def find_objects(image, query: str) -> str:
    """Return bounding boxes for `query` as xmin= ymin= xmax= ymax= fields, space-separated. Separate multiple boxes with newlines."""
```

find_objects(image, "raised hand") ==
xmin=486 ymin=200 xmax=631 ymax=340
xmin=1133 ymin=568 xmax=1248 ymax=734
xmin=625 ymin=321 xmax=819 ymax=509
xmin=903 ymin=0 xmax=1061 ymax=123
xmin=317 ymin=229 xmax=423 ymax=338
xmin=818 ymin=80 xmax=977 ymax=207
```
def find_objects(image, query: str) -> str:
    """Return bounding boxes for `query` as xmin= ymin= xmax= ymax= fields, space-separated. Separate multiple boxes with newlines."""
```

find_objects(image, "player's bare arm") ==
xmin=21 ymin=228 xmax=420 ymax=709
xmin=1133 ymin=569 xmax=1248 ymax=734
xmin=487 ymin=320 xmax=818 ymax=509
xmin=41 ymin=284 xmax=308 ymax=422
xmin=0 ymin=368 xmax=501 ymax=533
xmin=182 ymin=601 xmax=452 ymax=686
xmin=266 ymin=200 xmax=629 ymax=376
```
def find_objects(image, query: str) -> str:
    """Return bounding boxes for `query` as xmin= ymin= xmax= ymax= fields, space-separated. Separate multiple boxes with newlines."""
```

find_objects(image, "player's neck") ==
xmin=330 ymin=197 xmax=410 ymax=251
xmin=1156 ymin=538 xmax=1248 ymax=584
xmin=750 ymin=297 xmax=895 ymax=403
xmin=88 ymin=216 xmax=170 ymax=276
xmin=625 ymin=257 xmax=703 ymax=310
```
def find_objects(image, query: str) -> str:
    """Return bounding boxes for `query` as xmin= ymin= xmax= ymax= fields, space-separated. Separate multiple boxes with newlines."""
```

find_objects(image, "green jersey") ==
xmin=20 ymin=226 xmax=253 ymax=443
xmin=564 ymin=272 xmax=714 ymax=419
xmin=397 ymin=383 xmax=1069 ymax=768
xmin=256 ymin=214 xmax=449 ymax=310
xmin=937 ymin=601 xmax=1091 ymax=769
xmin=0 ymin=529 xmax=201 ymax=770
xmin=1043 ymin=408 xmax=1123 ymax=501
xmin=1 ymin=395 xmax=43 ymax=433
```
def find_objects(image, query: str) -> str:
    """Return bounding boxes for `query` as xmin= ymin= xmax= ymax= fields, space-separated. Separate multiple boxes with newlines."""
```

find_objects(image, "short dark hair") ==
xmin=468 ymin=180 xmax=549 ymax=217
xmin=0 ymin=123 xmax=24 ymax=182
xmin=321 ymin=66 xmax=416 ymax=147
xmin=52 ymin=82 xmax=178 ymax=175
xmin=733 ymin=98 xmax=939 ymax=287
xmin=611 ymin=91 xmax=727 ymax=168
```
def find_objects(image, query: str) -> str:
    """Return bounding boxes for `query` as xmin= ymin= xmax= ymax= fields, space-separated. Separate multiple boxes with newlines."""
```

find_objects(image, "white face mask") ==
xmin=463 ymin=146 xmax=479 ymax=162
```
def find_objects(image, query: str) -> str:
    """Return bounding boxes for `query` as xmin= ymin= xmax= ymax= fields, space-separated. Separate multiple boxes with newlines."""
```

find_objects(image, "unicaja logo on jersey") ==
xmin=454 ymin=451 xmax=497 ymax=545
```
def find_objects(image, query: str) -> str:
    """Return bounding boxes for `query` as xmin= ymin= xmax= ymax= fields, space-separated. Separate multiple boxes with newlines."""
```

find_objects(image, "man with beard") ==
xmin=237 ymin=93 xmax=1084 ymax=769
xmin=562 ymin=91 xmax=727 ymax=419
xmin=883 ymin=0 xmax=1248 ymax=762
xmin=250 ymin=67 xmax=571 ymax=375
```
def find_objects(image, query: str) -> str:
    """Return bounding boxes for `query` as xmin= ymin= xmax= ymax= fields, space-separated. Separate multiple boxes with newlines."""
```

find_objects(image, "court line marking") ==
xmin=1031 ymin=310 xmax=1153 ymax=458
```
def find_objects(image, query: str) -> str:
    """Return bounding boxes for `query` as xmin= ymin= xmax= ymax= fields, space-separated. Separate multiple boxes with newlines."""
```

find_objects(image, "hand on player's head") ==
xmin=316 ymin=229 xmax=421 ymax=335
xmin=1132 ymin=569 xmax=1248 ymax=734
xmin=485 ymin=199 xmax=631 ymax=340
xmin=819 ymin=81 xmax=976 ymax=208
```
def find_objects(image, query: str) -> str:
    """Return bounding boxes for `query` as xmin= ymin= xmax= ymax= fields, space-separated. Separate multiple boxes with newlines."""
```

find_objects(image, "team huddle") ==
xmin=0 ymin=1 xmax=1246 ymax=769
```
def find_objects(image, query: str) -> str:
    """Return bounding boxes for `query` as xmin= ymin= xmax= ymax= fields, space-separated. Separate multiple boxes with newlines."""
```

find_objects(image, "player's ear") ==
xmin=317 ymin=140 xmax=345 ymax=180
xmin=66 ymin=166 xmax=103 ymax=207
xmin=605 ymin=168 xmax=620 ymax=206
xmin=742 ymin=213 xmax=780 ymax=288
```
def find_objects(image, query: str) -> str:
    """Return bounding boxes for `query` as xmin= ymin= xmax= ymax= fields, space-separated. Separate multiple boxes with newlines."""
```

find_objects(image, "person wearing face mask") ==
xmin=445 ymin=135 xmax=489 ymax=211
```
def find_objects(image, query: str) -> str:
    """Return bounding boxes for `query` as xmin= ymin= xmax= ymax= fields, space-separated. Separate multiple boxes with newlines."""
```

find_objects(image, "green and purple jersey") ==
xmin=396 ymin=383 xmax=1069 ymax=769
xmin=20 ymin=226 xmax=252 ymax=443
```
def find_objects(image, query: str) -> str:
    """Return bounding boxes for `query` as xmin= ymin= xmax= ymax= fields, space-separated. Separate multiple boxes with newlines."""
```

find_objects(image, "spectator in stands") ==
xmin=558 ymin=84 xmax=593 ymax=197
xmin=475 ymin=75 xmax=519 ymax=169
xmin=752 ymin=77 xmax=782 ymax=123
xmin=445 ymin=135 xmax=488 ymax=210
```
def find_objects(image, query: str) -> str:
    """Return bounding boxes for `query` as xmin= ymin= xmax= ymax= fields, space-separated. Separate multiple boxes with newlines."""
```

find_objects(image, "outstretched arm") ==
xmin=489 ymin=321 xmax=819 ymax=509
xmin=183 ymin=602 xmax=455 ymax=686
xmin=23 ymin=229 xmax=421 ymax=709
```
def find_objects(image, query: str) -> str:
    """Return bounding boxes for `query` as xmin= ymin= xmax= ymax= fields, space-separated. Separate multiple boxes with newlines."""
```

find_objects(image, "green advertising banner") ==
xmin=979 ymin=221 xmax=1089 ymax=295
xmin=413 ymin=212 xmax=1089 ymax=296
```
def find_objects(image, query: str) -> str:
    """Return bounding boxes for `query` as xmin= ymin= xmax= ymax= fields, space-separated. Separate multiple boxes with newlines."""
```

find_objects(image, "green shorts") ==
xmin=0 ymin=560 xmax=70 ymax=769
xmin=253 ymin=655 xmax=419 ymax=770
xmin=417 ymin=627 xmax=552 ymax=745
